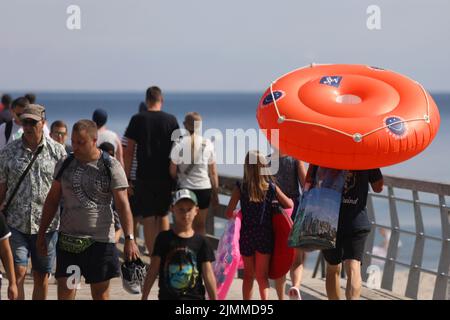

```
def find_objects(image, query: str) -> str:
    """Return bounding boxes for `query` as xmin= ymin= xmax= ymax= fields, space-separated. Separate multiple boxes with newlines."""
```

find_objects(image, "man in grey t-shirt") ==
xmin=37 ymin=120 xmax=139 ymax=300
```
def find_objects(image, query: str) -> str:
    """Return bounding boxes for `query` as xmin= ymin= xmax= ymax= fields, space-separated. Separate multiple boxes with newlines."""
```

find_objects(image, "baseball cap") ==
xmin=20 ymin=104 xmax=46 ymax=121
xmin=92 ymin=108 xmax=108 ymax=127
xmin=172 ymin=189 xmax=198 ymax=206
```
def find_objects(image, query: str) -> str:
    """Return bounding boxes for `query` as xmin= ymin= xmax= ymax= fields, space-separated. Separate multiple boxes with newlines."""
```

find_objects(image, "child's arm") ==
xmin=208 ymin=162 xmax=219 ymax=208
xmin=297 ymin=161 xmax=307 ymax=189
xmin=0 ymin=238 xmax=18 ymax=300
xmin=202 ymin=261 xmax=217 ymax=300
xmin=225 ymin=186 xmax=240 ymax=219
xmin=141 ymin=256 xmax=161 ymax=300
xmin=274 ymin=184 xmax=294 ymax=209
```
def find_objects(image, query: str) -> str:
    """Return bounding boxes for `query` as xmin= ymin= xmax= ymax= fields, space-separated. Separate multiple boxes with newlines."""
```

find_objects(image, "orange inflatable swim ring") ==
xmin=257 ymin=64 xmax=440 ymax=169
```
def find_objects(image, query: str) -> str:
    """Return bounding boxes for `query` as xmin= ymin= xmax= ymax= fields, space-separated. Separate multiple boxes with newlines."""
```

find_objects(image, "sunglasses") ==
xmin=52 ymin=131 xmax=67 ymax=137
xmin=21 ymin=119 xmax=39 ymax=126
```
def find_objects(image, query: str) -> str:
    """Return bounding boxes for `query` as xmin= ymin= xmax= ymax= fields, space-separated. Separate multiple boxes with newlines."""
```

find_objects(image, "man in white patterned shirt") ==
xmin=0 ymin=104 xmax=66 ymax=300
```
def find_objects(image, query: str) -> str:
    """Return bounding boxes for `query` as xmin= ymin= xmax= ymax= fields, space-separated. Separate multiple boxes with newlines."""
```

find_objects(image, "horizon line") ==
xmin=1 ymin=89 xmax=265 ymax=95
xmin=3 ymin=89 xmax=450 ymax=95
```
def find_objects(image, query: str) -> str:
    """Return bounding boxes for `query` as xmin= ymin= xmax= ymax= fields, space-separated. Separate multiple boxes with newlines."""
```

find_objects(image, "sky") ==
xmin=0 ymin=0 xmax=449 ymax=92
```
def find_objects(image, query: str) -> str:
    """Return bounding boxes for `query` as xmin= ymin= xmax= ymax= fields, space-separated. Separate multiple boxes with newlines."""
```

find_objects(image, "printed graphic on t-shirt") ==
xmin=164 ymin=246 xmax=199 ymax=296
xmin=342 ymin=172 xmax=358 ymax=205
xmin=72 ymin=164 xmax=110 ymax=209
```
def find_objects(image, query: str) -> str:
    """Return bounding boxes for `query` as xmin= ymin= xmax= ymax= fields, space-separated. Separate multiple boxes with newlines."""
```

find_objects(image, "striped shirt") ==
xmin=121 ymin=135 xmax=138 ymax=181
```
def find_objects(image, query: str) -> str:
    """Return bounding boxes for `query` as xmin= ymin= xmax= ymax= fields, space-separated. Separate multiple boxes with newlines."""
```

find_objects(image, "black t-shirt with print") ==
xmin=152 ymin=229 xmax=215 ymax=300
xmin=0 ymin=213 xmax=11 ymax=240
xmin=339 ymin=169 xmax=383 ymax=233
xmin=125 ymin=111 xmax=179 ymax=181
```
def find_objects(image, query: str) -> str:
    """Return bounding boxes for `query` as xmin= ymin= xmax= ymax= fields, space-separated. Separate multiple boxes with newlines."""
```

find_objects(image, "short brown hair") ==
xmin=12 ymin=97 xmax=29 ymax=110
xmin=50 ymin=120 xmax=68 ymax=133
xmin=145 ymin=86 xmax=162 ymax=106
xmin=72 ymin=119 xmax=98 ymax=140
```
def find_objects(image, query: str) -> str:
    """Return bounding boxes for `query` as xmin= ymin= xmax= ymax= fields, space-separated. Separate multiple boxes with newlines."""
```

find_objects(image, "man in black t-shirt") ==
xmin=124 ymin=86 xmax=180 ymax=256
xmin=321 ymin=168 xmax=383 ymax=300
xmin=0 ymin=213 xmax=18 ymax=300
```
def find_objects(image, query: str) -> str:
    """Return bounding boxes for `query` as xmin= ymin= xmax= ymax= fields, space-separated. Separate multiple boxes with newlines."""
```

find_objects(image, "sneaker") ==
xmin=121 ymin=258 xmax=148 ymax=295
xmin=138 ymin=244 xmax=150 ymax=256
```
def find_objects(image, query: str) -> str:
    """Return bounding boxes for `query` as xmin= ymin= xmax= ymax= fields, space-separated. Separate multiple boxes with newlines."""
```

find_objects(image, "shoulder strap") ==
xmin=101 ymin=151 xmax=112 ymax=180
xmin=2 ymin=144 xmax=44 ymax=215
xmin=55 ymin=152 xmax=112 ymax=182
xmin=260 ymin=187 xmax=269 ymax=225
xmin=294 ymin=158 xmax=299 ymax=180
xmin=5 ymin=120 xmax=13 ymax=142
xmin=55 ymin=153 xmax=75 ymax=181
xmin=305 ymin=165 xmax=319 ymax=188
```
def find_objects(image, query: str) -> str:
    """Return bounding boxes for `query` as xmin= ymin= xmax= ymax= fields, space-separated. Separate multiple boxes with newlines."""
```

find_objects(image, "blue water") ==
xmin=7 ymin=91 xmax=450 ymax=271
xmin=14 ymin=91 xmax=450 ymax=183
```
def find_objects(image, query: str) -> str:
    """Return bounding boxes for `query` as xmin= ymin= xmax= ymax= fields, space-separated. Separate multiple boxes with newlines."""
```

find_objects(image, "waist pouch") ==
xmin=58 ymin=233 xmax=95 ymax=254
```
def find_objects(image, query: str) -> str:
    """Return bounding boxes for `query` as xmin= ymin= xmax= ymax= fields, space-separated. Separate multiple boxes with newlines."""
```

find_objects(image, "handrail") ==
xmin=205 ymin=174 xmax=450 ymax=300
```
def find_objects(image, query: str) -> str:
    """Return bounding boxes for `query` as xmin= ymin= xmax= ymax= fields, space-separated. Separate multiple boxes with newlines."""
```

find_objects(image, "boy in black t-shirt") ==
xmin=141 ymin=189 xmax=217 ymax=300
xmin=0 ymin=213 xmax=18 ymax=300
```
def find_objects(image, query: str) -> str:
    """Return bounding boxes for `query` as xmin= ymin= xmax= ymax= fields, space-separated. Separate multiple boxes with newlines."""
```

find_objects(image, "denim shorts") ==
xmin=9 ymin=227 xmax=58 ymax=274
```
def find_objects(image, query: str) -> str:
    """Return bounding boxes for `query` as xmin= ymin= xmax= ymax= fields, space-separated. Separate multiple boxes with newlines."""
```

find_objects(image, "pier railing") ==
xmin=361 ymin=175 xmax=450 ymax=300
xmin=205 ymin=174 xmax=450 ymax=300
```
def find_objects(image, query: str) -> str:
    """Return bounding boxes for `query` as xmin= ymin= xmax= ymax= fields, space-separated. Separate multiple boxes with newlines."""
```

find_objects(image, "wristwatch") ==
xmin=125 ymin=234 xmax=135 ymax=241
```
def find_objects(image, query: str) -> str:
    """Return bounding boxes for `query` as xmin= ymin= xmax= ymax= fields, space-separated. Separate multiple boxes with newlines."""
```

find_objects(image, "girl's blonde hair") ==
xmin=243 ymin=150 xmax=271 ymax=202
xmin=184 ymin=112 xmax=203 ymax=164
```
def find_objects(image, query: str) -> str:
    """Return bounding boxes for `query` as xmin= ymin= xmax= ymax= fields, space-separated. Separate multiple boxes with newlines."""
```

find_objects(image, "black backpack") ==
xmin=55 ymin=151 xmax=112 ymax=181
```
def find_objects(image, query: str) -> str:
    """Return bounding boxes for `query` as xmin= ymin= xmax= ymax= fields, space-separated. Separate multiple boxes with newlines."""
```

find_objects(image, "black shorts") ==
xmin=190 ymin=188 xmax=212 ymax=210
xmin=55 ymin=241 xmax=120 ymax=284
xmin=322 ymin=230 xmax=369 ymax=265
xmin=134 ymin=179 xmax=172 ymax=218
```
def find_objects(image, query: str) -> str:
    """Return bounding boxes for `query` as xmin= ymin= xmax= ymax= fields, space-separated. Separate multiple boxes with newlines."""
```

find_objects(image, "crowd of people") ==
xmin=0 ymin=87 xmax=383 ymax=301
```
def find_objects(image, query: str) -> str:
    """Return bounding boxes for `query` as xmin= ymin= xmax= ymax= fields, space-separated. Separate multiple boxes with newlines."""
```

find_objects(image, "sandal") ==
xmin=288 ymin=287 xmax=302 ymax=300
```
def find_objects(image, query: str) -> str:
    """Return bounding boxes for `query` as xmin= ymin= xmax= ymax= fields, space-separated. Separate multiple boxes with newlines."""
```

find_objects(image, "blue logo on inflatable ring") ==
xmin=319 ymin=76 xmax=342 ymax=87
xmin=262 ymin=91 xmax=283 ymax=105
xmin=385 ymin=117 xmax=406 ymax=136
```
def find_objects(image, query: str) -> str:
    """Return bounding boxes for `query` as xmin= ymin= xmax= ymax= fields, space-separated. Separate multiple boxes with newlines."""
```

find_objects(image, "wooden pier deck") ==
xmin=0 ymin=241 xmax=408 ymax=300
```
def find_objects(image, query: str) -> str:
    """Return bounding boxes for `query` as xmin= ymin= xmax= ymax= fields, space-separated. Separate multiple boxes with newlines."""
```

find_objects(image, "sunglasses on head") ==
xmin=21 ymin=119 xmax=39 ymax=126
